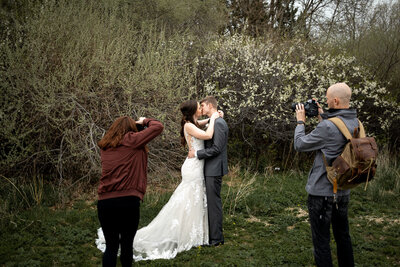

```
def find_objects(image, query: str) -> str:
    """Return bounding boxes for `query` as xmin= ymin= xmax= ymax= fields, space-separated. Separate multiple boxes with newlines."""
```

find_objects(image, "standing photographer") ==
xmin=294 ymin=83 xmax=357 ymax=267
xmin=97 ymin=116 xmax=163 ymax=267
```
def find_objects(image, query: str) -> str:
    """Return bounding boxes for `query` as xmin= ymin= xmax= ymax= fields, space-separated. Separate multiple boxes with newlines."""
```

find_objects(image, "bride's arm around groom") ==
xmin=184 ymin=112 xmax=219 ymax=141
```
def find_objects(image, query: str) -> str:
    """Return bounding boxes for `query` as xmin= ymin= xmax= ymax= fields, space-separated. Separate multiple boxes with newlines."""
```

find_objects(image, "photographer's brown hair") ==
xmin=98 ymin=116 xmax=148 ymax=152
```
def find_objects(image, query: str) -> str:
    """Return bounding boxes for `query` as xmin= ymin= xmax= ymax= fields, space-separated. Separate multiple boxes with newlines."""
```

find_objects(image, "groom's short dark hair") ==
xmin=200 ymin=96 xmax=218 ymax=109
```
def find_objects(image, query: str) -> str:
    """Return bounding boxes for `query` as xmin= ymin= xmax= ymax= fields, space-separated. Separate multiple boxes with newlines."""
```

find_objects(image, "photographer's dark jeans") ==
xmin=307 ymin=195 xmax=354 ymax=267
xmin=97 ymin=196 xmax=140 ymax=267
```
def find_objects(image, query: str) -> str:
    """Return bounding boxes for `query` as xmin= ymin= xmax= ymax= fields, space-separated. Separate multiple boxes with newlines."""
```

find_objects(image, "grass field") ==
xmin=1 ymin=164 xmax=399 ymax=266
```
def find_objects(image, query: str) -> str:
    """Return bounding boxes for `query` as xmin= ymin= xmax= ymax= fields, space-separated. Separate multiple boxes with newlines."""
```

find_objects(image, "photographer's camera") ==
xmin=291 ymin=99 xmax=319 ymax=117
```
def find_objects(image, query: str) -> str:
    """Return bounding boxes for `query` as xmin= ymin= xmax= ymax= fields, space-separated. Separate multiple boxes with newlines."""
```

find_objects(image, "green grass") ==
xmin=1 ymin=166 xmax=399 ymax=266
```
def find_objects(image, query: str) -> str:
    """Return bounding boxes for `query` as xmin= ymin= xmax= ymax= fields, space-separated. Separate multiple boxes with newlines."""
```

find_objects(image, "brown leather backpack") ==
xmin=324 ymin=118 xmax=378 ymax=197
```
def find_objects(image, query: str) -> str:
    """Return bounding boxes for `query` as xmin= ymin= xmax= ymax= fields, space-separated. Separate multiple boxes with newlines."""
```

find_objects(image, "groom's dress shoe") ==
xmin=210 ymin=241 xmax=224 ymax=247
xmin=201 ymin=241 xmax=224 ymax=247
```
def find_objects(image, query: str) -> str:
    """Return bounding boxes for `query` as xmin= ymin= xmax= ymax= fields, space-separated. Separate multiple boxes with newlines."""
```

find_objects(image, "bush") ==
xmin=196 ymin=34 xmax=400 ymax=167
xmin=1 ymin=0 xmax=398 ymax=197
xmin=0 ymin=0 xmax=201 ymax=187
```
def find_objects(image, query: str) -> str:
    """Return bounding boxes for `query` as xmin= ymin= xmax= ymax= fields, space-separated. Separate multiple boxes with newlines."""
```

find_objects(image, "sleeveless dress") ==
xmin=95 ymin=132 xmax=209 ymax=261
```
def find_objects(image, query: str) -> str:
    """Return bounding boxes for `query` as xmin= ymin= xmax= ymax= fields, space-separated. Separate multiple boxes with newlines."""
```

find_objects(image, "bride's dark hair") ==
xmin=180 ymin=100 xmax=199 ymax=147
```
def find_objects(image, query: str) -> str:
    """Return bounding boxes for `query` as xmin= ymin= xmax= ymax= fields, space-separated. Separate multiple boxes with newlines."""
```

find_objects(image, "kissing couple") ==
xmin=96 ymin=96 xmax=229 ymax=262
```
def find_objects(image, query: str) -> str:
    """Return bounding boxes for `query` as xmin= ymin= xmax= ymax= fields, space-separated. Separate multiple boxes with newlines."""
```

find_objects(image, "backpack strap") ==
xmin=326 ymin=117 xmax=350 ymax=206
xmin=358 ymin=119 xmax=366 ymax=138
xmin=327 ymin=118 xmax=352 ymax=140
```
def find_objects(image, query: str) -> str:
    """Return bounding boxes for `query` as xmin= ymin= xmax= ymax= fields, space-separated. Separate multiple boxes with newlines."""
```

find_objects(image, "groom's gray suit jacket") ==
xmin=197 ymin=117 xmax=229 ymax=176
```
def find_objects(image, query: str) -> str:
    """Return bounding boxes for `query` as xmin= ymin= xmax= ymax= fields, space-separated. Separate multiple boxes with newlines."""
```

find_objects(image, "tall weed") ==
xmin=223 ymin=165 xmax=257 ymax=215
xmin=367 ymin=147 xmax=400 ymax=202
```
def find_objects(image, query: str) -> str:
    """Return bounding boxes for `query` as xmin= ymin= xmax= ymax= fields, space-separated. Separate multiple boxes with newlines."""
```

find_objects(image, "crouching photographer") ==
xmin=294 ymin=83 xmax=357 ymax=267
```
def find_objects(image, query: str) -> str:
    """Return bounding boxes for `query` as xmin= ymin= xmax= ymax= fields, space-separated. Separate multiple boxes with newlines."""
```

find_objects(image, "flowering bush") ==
xmin=196 ymin=34 xmax=400 ymax=144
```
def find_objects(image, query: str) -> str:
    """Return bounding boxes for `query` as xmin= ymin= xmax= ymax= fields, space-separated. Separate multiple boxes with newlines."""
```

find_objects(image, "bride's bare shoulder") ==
xmin=184 ymin=122 xmax=199 ymax=136
xmin=184 ymin=122 xmax=196 ymax=129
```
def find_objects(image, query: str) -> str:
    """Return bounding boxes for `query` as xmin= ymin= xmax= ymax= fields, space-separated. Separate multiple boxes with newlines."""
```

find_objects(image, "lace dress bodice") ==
xmin=181 ymin=131 xmax=205 ymax=184
xmin=185 ymin=130 xmax=205 ymax=151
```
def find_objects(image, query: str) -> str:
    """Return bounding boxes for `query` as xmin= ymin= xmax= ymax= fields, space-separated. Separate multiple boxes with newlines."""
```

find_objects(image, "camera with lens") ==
xmin=291 ymin=99 xmax=319 ymax=117
xmin=136 ymin=123 xmax=146 ymax=131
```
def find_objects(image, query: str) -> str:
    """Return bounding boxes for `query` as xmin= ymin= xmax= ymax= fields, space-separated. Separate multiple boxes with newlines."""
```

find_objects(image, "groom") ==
xmin=189 ymin=96 xmax=229 ymax=246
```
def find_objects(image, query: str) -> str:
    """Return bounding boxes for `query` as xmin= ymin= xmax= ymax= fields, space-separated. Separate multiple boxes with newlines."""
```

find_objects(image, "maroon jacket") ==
xmin=98 ymin=118 xmax=164 ymax=200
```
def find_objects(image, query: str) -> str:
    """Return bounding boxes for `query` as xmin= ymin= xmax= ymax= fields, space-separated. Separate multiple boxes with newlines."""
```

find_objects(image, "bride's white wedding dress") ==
xmin=95 ymin=132 xmax=209 ymax=261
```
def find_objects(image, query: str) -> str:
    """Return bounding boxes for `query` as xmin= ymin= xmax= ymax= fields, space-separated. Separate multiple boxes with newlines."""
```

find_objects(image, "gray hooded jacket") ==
xmin=294 ymin=109 xmax=359 ymax=196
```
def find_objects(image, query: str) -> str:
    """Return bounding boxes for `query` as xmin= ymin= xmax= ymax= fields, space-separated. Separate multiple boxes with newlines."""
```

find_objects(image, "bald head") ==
xmin=326 ymin=83 xmax=352 ymax=109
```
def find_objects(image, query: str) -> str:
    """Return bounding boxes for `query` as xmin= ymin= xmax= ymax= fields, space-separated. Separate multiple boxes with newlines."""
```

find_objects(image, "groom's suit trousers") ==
xmin=205 ymin=175 xmax=224 ymax=244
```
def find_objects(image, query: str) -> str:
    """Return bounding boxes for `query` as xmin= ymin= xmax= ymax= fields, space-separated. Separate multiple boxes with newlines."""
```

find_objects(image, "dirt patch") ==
xmin=362 ymin=215 xmax=400 ymax=225
xmin=285 ymin=207 xmax=308 ymax=218
xmin=246 ymin=215 xmax=271 ymax=227
xmin=287 ymin=225 xmax=295 ymax=231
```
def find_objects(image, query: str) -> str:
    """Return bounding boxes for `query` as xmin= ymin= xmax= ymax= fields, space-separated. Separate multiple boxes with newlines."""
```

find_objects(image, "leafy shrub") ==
xmin=0 ymin=0 xmax=200 ymax=186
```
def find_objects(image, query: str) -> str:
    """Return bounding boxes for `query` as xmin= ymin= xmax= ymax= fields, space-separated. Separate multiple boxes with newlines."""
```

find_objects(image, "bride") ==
xmin=96 ymin=100 xmax=220 ymax=261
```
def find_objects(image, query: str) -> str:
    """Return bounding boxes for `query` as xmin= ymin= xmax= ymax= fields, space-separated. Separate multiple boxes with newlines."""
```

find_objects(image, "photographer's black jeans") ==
xmin=97 ymin=196 xmax=140 ymax=267
xmin=307 ymin=195 xmax=354 ymax=267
